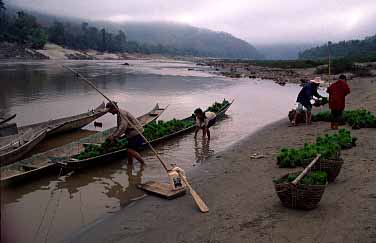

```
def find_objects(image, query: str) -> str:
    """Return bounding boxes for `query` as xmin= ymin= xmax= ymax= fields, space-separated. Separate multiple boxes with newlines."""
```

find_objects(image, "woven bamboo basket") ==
xmin=302 ymin=158 xmax=344 ymax=182
xmin=274 ymin=174 xmax=327 ymax=210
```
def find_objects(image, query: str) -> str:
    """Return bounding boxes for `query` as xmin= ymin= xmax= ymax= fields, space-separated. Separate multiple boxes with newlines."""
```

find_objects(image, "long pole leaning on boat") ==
xmin=63 ymin=65 xmax=209 ymax=213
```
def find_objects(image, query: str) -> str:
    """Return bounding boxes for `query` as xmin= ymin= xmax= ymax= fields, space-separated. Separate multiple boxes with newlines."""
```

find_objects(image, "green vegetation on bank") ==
xmin=277 ymin=129 xmax=355 ymax=168
xmin=0 ymin=5 xmax=48 ymax=48
xmin=314 ymin=58 xmax=373 ymax=76
xmin=299 ymin=35 xmax=376 ymax=60
xmin=312 ymin=109 xmax=376 ymax=129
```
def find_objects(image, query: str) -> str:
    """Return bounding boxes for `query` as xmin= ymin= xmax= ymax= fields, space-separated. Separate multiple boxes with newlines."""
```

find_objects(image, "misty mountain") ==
xmin=4 ymin=3 xmax=262 ymax=59
xmin=299 ymin=34 xmax=376 ymax=60
xmin=255 ymin=43 xmax=318 ymax=60
xmin=111 ymin=22 xmax=263 ymax=59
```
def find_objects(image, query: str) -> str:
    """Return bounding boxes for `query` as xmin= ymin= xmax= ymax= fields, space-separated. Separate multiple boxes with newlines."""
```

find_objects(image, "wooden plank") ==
xmin=137 ymin=181 xmax=186 ymax=199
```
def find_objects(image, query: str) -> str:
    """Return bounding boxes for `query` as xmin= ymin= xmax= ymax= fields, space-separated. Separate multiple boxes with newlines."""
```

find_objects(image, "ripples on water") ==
xmin=1 ymin=59 xmax=301 ymax=243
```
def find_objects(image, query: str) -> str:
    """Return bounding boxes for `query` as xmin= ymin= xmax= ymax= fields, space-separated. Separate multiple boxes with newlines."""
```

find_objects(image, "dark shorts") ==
xmin=207 ymin=117 xmax=217 ymax=128
xmin=127 ymin=134 xmax=145 ymax=150
xmin=331 ymin=110 xmax=344 ymax=123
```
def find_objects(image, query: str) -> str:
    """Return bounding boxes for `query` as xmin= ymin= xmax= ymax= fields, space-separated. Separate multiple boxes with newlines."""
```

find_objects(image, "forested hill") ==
xmin=299 ymin=35 xmax=376 ymax=60
xmin=111 ymin=22 xmax=262 ymax=59
xmin=1 ymin=1 xmax=262 ymax=59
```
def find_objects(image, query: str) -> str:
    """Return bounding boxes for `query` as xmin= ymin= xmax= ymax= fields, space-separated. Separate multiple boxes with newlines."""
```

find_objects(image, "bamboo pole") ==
xmin=64 ymin=65 xmax=210 ymax=213
xmin=292 ymin=154 xmax=321 ymax=185
xmin=63 ymin=65 xmax=170 ymax=171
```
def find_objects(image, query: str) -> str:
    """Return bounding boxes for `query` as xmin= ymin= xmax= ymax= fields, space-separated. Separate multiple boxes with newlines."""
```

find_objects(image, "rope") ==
xmin=32 ymin=167 xmax=63 ymax=243
xmin=63 ymin=65 xmax=171 ymax=172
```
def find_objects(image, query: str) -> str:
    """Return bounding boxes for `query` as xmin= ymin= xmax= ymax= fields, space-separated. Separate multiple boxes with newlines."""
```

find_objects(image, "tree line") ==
xmin=299 ymin=35 xmax=376 ymax=61
xmin=0 ymin=0 xmax=201 ymax=55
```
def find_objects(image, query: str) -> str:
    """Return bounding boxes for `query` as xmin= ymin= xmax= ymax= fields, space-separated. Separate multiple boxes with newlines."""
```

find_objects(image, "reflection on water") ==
xmin=194 ymin=137 xmax=215 ymax=163
xmin=1 ymin=59 xmax=301 ymax=243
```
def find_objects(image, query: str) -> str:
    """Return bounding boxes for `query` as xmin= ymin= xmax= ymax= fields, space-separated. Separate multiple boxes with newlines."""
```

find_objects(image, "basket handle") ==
xmin=291 ymin=154 xmax=321 ymax=185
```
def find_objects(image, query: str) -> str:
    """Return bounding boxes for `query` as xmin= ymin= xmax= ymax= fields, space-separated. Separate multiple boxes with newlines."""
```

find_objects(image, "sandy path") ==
xmin=70 ymin=78 xmax=376 ymax=243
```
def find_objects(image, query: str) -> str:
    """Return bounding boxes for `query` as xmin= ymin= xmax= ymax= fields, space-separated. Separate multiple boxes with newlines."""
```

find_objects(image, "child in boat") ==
xmin=194 ymin=108 xmax=217 ymax=140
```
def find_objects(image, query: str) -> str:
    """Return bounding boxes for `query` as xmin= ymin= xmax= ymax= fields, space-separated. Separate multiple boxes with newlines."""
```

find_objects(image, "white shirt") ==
xmin=196 ymin=111 xmax=216 ymax=128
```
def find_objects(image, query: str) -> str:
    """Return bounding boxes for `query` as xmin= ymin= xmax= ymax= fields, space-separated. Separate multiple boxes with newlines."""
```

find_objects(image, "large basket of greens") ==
xmin=308 ymin=158 xmax=344 ymax=182
xmin=274 ymin=171 xmax=328 ymax=210
xmin=277 ymin=129 xmax=355 ymax=168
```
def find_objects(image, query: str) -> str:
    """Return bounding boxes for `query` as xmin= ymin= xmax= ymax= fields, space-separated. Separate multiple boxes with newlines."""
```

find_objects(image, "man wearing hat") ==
xmin=292 ymin=77 xmax=325 ymax=126
xmin=326 ymin=74 xmax=350 ymax=129
xmin=106 ymin=102 xmax=145 ymax=164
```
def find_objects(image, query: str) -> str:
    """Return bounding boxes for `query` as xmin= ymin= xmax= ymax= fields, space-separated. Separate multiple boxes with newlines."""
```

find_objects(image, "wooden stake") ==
xmin=292 ymin=154 xmax=321 ymax=185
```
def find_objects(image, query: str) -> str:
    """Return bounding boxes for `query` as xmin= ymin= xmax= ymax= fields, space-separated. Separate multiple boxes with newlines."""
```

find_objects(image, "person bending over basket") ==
xmin=194 ymin=108 xmax=217 ymax=140
xmin=292 ymin=77 xmax=324 ymax=126
xmin=106 ymin=102 xmax=145 ymax=164
xmin=326 ymin=74 xmax=350 ymax=130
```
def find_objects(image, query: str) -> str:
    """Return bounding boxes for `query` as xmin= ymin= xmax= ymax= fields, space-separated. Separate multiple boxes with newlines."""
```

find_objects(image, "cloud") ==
xmin=7 ymin=0 xmax=376 ymax=44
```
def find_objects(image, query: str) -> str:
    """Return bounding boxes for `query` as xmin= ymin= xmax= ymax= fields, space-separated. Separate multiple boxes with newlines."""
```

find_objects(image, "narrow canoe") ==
xmin=145 ymin=99 xmax=234 ymax=145
xmin=0 ymin=114 xmax=16 ymax=125
xmin=57 ymin=100 xmax=234 ymax=170
xmin=0 ymin=104 xmax=166 ymax=186
xmin=0 ymin=103 xmax=107 ymax=166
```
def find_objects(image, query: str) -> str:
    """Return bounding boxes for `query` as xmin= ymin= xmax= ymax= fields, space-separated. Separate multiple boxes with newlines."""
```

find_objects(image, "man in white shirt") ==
xmin=106 ymin=102 xmax=145 ymax=164
xmin=194 ymin=108 xmax=217 ymax=140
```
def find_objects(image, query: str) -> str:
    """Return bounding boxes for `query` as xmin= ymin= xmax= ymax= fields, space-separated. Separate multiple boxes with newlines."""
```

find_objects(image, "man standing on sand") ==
xmin=194 ymin=108 xmax=217 ymax=140
xmin=327 ymin=74 xmax=351 ymax=129
xmin=292 ymin=77 xmax=324 ymax=126
xmin=106 ymin=102 xmax=145 ymax=164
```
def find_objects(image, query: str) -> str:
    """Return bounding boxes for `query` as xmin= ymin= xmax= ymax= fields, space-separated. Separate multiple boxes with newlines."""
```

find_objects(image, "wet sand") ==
xmin=70 ymin=77 xmax=376 ymax=243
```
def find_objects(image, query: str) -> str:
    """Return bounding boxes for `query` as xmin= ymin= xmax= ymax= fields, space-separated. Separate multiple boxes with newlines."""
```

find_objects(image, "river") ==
xmin=1 ymin=59 xmax=302 ymax=243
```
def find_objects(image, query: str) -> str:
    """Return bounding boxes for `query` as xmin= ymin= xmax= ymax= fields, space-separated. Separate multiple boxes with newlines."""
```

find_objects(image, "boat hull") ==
xmin=59 ymin=100 xmax=234 ymax=170
xmin=0 ymin=104 xmax=166 ymax=186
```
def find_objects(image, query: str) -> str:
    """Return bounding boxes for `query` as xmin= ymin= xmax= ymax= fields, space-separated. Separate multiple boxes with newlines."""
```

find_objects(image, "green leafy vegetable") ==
xmin=143 ymin=119 xmax=194 ymax=141
xmin=73 ymin=138 xmax=128 ymax=160
xmin=312 ymin=109 xmax=376 ymax=129
xmin=274 ymin=171 xmax=328 ymax=185
xmin=277 ymin=129 xmax=355 ymax=168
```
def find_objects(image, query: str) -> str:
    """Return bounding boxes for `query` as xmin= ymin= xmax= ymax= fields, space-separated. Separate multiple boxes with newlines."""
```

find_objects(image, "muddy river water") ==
xmin=1 ymin=59 xmax=303 ymax=242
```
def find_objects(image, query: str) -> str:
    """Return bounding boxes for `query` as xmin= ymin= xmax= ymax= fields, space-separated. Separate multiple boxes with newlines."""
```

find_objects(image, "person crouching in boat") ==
xmin=106 ymin=102 xmax=145 ymax=164
xmin=194 ymin=108 xmax=216 ymax=140
xmin=292 ymin=77 xmax=324 ymax=126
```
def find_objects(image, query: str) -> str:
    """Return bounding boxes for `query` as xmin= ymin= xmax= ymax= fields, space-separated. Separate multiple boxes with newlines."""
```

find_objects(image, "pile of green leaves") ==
xmin=73 ymin=138 xmax=128 ymax=160
xmin=312 ymin=109 xmax=376 ymax=129
xmin=207 ymin=99 xmax=230 ymax=113
xmin=143 ymin=119 xmax=194 ymax=141
xmin=277 ymin=129 xmax=354 ymax=168
xmin=274 ymin=171 xmax=328 ymax=185
xmin=343 ymin=110 xmax=376 ymax=129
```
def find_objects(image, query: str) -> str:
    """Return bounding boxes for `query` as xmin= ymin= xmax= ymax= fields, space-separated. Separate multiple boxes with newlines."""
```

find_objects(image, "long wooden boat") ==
xmin=146 ymin=99 xmax=234 ymax=146
xmin=0 ymin=103 xmax=108 ymax=166
xmin=0 ymin=114 xmax=16 ymax=125
xmin=0 ymin=104 xmax=166 ymax=186
xmin=57 ymin=100 xmax=234 ymax=170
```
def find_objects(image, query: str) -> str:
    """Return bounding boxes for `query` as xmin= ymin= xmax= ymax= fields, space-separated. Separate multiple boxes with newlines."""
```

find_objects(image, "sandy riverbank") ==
xmin=69 ymin=76 xmax=376 ymax=243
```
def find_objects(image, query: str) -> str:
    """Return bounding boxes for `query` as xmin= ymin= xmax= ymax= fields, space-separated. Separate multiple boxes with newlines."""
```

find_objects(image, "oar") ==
xmin=63 ymin=65 xmax=209 ymax=212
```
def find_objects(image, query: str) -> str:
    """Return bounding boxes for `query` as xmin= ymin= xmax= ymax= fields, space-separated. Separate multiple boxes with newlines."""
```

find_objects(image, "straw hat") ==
xmin=310 ymin=77 xmax=325 ymax=84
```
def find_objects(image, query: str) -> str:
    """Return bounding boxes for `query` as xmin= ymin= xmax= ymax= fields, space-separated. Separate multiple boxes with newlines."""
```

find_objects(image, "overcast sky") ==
xmin=7 ymin=0 xmax=376 ymax=45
